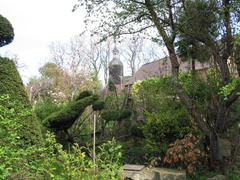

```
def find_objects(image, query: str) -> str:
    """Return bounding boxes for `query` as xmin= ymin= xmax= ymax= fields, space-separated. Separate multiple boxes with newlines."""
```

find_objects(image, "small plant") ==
xmin=163 ymin=133 xmax=207 ymax=173
xmin=96 ymin=138 xmax=123 ymax=179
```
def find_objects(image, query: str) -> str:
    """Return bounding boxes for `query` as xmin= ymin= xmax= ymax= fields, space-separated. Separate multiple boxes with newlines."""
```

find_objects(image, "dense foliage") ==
xmin=0 ymin=94 xmax=123 ymax=179
xmin=0 ymin=14 xmax=14 ymax=47
xmin=43 ymin=93 xmax=98 ymax=130
xmin=34 ymin=97 xmax=66 ymax=124
xmin=123 ymin=75 xmax=194 ymax=164
xmin=163 ymin=133 xmax=207 ymax=173
xmin=76 ymin=0 xmax=240 ymax=170
xmin=0 ymin=58 xmax=43 ymax=146
xmin=132 ymin=76 xmax=193 ymax=142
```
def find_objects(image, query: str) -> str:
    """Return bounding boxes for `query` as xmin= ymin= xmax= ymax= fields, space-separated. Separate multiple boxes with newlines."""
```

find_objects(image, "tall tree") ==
xmin=121 ymin=36 xmax=161 ymax=76
xmin=75 ymin=0 xmax=240 ymax=170
xmin=27 ymin=62 xmax=98 ymax=103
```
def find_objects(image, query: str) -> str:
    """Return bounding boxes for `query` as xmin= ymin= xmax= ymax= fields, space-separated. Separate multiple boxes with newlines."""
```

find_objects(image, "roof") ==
xmin=126 ymin=57 xmax=212 ymax=85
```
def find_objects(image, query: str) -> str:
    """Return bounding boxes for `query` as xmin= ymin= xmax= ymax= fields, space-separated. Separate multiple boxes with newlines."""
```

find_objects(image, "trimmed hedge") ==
xmin=92 ymin=100 xmax=105 ymax=111
xmin=44 ymin=95 xmax=99 ymax=130
xmin=75 ymin=90 xmax=92 ymax=101
xmin=101 ymin=109 xmax=132 ymax=122
xmin=0 ymin=57 xmax=43 ymax=146
xmin=0 ymin=15 xmax=14 ymax=47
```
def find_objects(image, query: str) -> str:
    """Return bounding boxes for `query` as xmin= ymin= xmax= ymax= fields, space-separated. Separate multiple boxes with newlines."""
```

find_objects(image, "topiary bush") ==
xmin=44 ymin=95 xmax=99 ymax=130
xmin=0 ymin=14 xmax=14 ymax=47
xmin=92 ymin=100 xmax=105 ymax=111
xmin=0 ymin=58 xmax=43 ymax=146
xmin=74 ymin=90 xmax=92 ymax=101
xmin=101 ymin=109 xmax=132 ymax=122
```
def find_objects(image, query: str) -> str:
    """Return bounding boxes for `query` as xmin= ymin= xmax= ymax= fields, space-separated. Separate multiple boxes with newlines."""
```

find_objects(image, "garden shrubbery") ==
xmin=129 ymin=75 xmax=195 ymax=164
xmin=0 ymin=58 xmax=43 ymax=147
xmin=0 ymin=94 xmax=123 ymax=179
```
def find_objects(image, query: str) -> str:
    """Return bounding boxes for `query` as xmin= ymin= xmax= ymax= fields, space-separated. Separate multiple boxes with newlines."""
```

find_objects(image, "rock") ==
xmin=123 ymin=167 xmax=186 ymax=180
xmin=207 ymin=175 xmax=228 ymax=180
xmin=217 ymin=138 xmax=231 ymax=159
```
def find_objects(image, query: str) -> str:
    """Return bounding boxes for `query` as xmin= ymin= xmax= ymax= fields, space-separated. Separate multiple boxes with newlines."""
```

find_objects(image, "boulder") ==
xmin=123 ymin=167 xmax=186 ymax=180
xmin=207 ymin=175 xmax=227 ymax=180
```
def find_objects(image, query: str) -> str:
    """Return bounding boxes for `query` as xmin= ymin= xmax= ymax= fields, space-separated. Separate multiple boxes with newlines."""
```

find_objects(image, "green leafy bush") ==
xmin=131 ymin=75 xmax=194 ymax=164
xmin=143 ymin=100 xmax=192 ymax=143
xmin=34 ymin=97 xmax=65 ymax=123
xmin=0 ymin=94 xmax=122 ymax=179
xmin=96 ymin=138 xmax=123 ymax=179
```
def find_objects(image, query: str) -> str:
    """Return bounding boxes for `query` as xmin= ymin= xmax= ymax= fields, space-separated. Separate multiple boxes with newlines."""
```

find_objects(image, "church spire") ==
xmin=109 ymin=38 xmax=123 ymax=85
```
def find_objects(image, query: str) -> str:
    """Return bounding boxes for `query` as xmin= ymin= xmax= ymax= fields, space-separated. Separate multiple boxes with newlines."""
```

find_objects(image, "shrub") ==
xmin=44 ymin=95 xmax=99 ymax=130
xmin=34 ymin=96 xmax=65 ymax=123
xmin=74 ymin=90 xmax=92 ymax=101
xmin=142 ymin=100 xmax=192 ymax=143
xmin=0 ymin=58 xmax=43 ymax=146
xmin=92 ymin=100 xmax=105 ymax=111
xmin=130 ymin=76 xmax=195 ymax=164
xmin=0 ymin=14 xmax=14 ymax=47
xmin=163 ymin=133 xmax=207 ymax=173
xmin=0 ymin=94 xmax=122 ymax=179
xmin=96 ymin=138 xmax=123 ymax=179
xmin=101 ymin=109 xmax=132 ymax=122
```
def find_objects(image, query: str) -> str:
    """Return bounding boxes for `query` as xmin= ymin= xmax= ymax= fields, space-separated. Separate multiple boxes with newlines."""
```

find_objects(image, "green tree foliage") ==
xmin=0 ymin=58 xmax=43 ymax=146
xmin=131 ymin=76 xmax=194 ymax=160
xmin=76 ymin=0 xmax=240 ymax=169
xmin=176 ymin=0 xmax=218 ymax=62
xmin=132 ymin=76 xmax=193 ymax=143
xmin=0 ymin=14 xmax=14 ymax=47
xmin=34 ymin=97 xmax=66 ymax=123
xmin=0 ymin=95 xmax=122 ymax=179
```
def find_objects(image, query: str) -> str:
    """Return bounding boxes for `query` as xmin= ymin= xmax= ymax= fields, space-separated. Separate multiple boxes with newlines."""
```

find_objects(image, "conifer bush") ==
xmin=0 ymin=58 xmax=43 ymax=146
xmin=92 ymin=100 xmax=105 ymax=111
xmin=101 ymin=109 xmax=132 ymax=122
xmin=0 ymin=14 xmax=14 ymax=47
xmin=44 ymin=95 xmax=99 ymax=130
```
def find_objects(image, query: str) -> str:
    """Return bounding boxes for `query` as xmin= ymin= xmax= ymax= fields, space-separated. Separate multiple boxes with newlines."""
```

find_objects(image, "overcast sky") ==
xmin=0 ymin=0 xmax=85 ymax=83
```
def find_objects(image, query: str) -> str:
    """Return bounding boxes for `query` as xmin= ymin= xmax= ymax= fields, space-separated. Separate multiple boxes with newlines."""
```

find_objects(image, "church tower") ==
xmin=109 ymin=41 xmax=123 ymax=85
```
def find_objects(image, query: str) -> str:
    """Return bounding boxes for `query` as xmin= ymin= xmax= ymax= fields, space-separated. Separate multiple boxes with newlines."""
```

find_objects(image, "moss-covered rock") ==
xmin=44 ymin=95 xmax=99 ymax=130
xmin=0 ymin=57 xmax=43 ymax=146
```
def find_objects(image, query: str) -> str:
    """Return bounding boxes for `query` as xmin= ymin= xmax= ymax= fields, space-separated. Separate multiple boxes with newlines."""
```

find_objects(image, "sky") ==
xmin=0 ymin=0 xmax=85 ymax=83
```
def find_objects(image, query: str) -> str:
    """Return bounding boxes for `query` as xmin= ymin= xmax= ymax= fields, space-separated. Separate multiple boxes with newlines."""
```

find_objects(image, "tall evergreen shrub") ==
xmin=0 ymin=58 xmax=43 ymax=146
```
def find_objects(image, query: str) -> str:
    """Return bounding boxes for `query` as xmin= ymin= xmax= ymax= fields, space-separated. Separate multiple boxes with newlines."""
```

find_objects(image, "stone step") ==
xmin=122 ymin=166 xmax=186 ymax=180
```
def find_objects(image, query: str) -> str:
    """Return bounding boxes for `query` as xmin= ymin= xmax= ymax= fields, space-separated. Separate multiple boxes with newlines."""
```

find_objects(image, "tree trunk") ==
xmin=209 ymin=131 xmax=219 ymax=170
